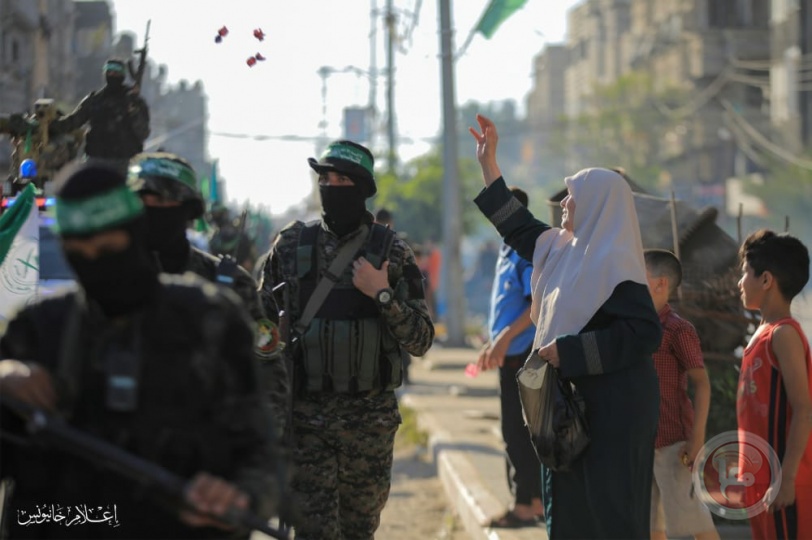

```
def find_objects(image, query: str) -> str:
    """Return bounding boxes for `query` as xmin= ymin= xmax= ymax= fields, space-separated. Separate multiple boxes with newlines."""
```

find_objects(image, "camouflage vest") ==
xmin=295 ymin=221 xmax=402 ymax=394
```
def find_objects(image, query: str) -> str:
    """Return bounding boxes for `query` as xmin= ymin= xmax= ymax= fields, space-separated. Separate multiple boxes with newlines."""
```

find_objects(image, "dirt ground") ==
xmin=254 ymin=406 xmax=469 ymax=540
xmin=377 ymin=444 xmax=468 ymax=540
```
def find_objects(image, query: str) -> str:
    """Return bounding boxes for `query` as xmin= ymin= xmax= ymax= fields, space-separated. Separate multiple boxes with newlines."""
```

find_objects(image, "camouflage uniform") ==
xmin=0 ymin=101 xmax=83 ymax=189
xmin=184 ymin=246 xmax=289 ymax=436
xmin=0 ymin=273 xmax=279 ymax=539
xmin=209 ymin=221 xmax=258 ymax=273
xmin=259 ymin=214 xmax=434 ymax=539
xmin=126 ymin=152 xmax=289 ymax=436
xmin=51 ymin=82 xmax=150 ymax=169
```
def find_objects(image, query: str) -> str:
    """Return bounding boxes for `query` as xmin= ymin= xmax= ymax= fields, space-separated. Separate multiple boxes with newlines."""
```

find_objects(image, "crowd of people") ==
xmin=0 ymin=59 xmax=809 ymax=540
xmin=470 ymin=113 xmax=812 ymax=540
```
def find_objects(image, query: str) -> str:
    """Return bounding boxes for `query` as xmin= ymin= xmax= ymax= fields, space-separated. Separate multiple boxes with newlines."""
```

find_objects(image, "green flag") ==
xmin=475 ymin=0 xmax=528 ymax=39
xmin=195 ymin=174 xmax=211 ymax=234
xmin=0 ymin=184 xmax=37 ymax=267
xmin=23 ymin=128 xmax=32 ymax=154
xmin=210 ymin=159 xmax=220 ymax=203
xmin=0 ymin=184 xmax=39 ymax=328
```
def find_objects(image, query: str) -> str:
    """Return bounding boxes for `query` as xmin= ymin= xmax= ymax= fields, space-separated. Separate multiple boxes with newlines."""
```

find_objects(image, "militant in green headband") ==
xmin=129 ymin=157 xmax=198 ymax=191
xmin=103 ymin=61 xmax=126 ymax=74
xmin=321 ymin=143 xmax=374 ymax=177
xmin=56 ymin=185 xmax=144 ymax=236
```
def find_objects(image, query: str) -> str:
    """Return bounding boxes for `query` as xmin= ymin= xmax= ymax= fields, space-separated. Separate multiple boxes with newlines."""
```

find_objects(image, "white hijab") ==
xmin=530 ymin=168 xmax=648 ymax=349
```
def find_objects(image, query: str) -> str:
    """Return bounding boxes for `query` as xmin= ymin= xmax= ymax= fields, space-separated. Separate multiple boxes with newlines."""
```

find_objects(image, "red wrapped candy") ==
xmin=214 ymin=26 xmax=229 ymax=43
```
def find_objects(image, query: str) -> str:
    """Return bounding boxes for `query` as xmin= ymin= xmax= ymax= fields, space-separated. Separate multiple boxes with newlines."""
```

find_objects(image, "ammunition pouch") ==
xmin=291 ymin=220 xmax=402 ymax=395
xmin=297 ymin=317 xmax=402 ymax=394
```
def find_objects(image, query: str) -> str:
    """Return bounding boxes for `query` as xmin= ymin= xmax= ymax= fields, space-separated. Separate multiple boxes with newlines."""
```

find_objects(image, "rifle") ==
xmin=215 ymin=209 xmax=250 ymax=285
xmin=127 ymin=19 xmax=151 ymax=94
xmin=271 ymin=280 xmax=298 ymax=531
xmin=232 ymin=208 xmax=249 ymax=260
xmin=0 ymin=393 xmax=290 ymax=539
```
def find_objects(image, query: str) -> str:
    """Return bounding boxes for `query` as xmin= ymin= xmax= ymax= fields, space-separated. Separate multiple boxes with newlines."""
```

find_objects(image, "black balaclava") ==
xmin=65 ymin=218 xmax=158 ymax=319
xmin=104 ymin=73 xmax=125 ymax=93
xmin=58 ymin=164 xmax=159 ymax=319
xmin=320 ymin=184 xmax=367 ymax=237
xmin=143 ymin=205 xmax=191 ymax=273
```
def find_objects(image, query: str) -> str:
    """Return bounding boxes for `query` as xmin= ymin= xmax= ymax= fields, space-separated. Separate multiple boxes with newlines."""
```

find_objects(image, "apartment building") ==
xmin=771 ymin=0 xmax=812 ymax=154
xmin=525 ymin=0 xmax=771 ymax=206
xmin=0 ymin=0 xmax=78 ymax=175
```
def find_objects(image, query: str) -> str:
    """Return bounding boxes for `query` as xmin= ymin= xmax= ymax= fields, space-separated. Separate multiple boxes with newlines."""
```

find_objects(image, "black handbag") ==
xmin=517 ymin=354 xmax=590 ymax=471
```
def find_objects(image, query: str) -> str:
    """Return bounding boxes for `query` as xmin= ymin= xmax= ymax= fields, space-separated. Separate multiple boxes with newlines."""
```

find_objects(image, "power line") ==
xmin=721 ymin=98 xmax=812 ymax=170
xmin=722 ymin=108 xmax=768 ymax=167
xmin=730 ymin=54 xmax=812 ymax=71
xmin=725 ymin=72 xmax=770 ymax=89
xmin=209 ymin=130 xmax=437 ymax=145
xmin=398 ymin=0 xmax=423 ymax=53
xmin=652 ymin=67 xmax=732 ymax=119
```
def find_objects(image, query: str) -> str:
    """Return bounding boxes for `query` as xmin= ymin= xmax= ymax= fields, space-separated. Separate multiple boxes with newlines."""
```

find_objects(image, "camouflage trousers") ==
xmin=290 ymin=391 xmax=401 ymax=540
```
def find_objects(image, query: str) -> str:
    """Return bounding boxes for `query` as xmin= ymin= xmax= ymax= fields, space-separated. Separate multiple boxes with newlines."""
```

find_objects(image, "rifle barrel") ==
xmin=0 ymin=394 xmax=289 ymax=539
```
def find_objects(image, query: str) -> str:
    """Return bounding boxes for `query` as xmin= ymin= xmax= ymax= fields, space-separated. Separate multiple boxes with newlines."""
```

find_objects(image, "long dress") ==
xmin=475 ymin=178 xmax=662 ymax=539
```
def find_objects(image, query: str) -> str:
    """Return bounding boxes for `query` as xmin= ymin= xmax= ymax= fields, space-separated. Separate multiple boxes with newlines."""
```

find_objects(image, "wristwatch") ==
xmin=375 ymin=287 xmax=394 ymax=308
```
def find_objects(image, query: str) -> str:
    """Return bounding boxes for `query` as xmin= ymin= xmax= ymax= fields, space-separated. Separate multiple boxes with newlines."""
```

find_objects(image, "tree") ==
xmin=740 ymin=155 xmax=812 ymax=242
xmin=555 ymin=72 xmax=684 ymax=192
xmin=373 ymin=146 xmax=486 ymax=244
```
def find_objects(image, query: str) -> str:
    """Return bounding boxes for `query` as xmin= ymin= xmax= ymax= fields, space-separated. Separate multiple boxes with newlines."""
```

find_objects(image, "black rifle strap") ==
xmin=292 ymin=224 xmax=368 ymax=336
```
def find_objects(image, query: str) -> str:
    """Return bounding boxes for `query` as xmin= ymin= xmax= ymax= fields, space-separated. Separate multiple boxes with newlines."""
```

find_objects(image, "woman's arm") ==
xmin=469 ymin=113 xmax=551 ymax=260
xmin=473 ymin=179 xmax=550 ymax=261
xmin=469 ymin=114 xmax=502 ymax=187
xmin=554 ymin=281 xmax=662 ymax=378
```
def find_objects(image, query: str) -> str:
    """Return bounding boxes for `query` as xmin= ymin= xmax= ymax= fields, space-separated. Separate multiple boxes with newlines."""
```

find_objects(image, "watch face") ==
xmin=378 ymin=289 xmax=392 ymax=304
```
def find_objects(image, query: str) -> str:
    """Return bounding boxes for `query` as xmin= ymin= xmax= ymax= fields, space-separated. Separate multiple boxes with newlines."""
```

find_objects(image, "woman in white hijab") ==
xmin=470 ymin=114 xmax=661 ymax=539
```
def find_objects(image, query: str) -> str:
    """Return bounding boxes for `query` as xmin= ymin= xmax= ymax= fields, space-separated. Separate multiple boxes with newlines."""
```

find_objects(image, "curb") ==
xmin=402 ymin=394 xmax=537 ymax=540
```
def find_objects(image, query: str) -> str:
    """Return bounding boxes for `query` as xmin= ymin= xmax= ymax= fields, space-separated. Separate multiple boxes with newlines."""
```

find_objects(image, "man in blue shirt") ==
xmin=477 ymin=186 xmax=543 ymax=528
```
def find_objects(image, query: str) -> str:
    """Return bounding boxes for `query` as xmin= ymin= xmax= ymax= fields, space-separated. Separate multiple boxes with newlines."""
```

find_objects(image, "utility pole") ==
xmin=317 ymin=66 xmax=331 ymax=154
xmin=385 ymin=0 xmax=397 ymax=174
xmin=439 ymin=0 xmax=466 ymax=346
xmin=368 ymin=0 xmax=378 ymax=149
xmin=32 ymin=0 xmax=49 ymax=99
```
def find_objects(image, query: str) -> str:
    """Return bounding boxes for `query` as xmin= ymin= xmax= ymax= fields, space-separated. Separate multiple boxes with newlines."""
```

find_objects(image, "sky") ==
xmin=109 ymin=0 xmax=581 ymax=216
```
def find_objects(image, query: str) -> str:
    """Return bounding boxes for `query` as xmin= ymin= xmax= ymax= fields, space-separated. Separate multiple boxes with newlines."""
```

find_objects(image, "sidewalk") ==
xmin=400 ymin=345 xmax=547 ymax=540
xmin=400 ymin=345 xmax=753 ymax=540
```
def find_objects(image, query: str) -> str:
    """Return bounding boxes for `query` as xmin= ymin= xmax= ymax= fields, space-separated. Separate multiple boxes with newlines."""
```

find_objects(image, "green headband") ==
xmin=104 ymin=62 xmax=126 ymax=74
xmin=56 ymin=185 xmax=144 ymax=235
xmin=130 ymin=158 xmax=198 ymax=190
xmin=321 ymin=143 xmax=374 ymax=176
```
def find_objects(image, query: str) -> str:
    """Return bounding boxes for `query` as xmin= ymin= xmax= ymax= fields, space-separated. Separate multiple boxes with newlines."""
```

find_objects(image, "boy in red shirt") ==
xmin=644 ymin=249 xmax=719 ymax=540
xmin=737 ymin=230 xmax=812 ymax=540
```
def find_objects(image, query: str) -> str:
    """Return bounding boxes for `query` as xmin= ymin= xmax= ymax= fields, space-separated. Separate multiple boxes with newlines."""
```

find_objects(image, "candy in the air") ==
xmin=253 ymin=28 xmax=265 ymax=41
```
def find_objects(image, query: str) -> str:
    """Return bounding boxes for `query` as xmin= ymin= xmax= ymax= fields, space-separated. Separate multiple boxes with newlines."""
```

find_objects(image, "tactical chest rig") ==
xmin=293 ymin=220 xmax=403 ymax=394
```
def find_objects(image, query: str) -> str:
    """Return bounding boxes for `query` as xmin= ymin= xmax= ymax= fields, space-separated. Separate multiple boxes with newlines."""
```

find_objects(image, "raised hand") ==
xmin=468 ymin=113 xmax=502 ymax=185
